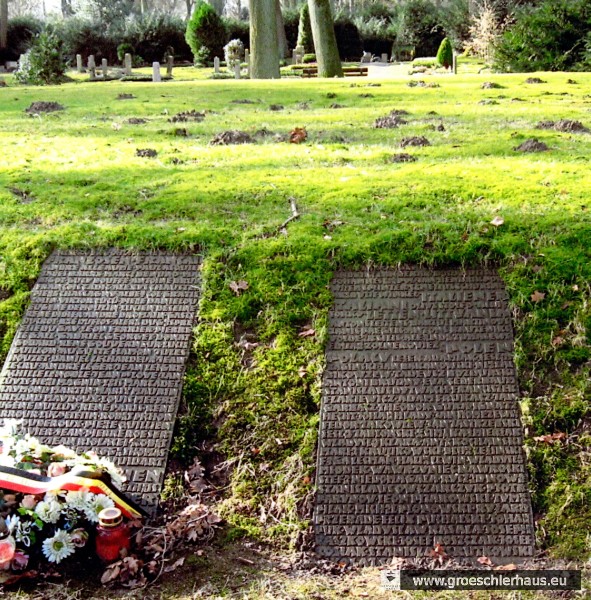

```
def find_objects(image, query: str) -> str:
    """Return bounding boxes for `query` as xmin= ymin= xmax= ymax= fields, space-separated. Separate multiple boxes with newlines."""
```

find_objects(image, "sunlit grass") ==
xmin=1 ymin=66 xmax=591 ymax=580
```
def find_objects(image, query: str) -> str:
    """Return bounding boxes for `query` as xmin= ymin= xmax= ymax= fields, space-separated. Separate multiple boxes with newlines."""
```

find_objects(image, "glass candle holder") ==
xmin=95 ymin=507 xmax=130 ymax=563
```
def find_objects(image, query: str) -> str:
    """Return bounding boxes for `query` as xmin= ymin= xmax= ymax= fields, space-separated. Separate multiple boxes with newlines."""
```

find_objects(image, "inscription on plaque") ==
xmin=315 ymin=268 xmax=535 ymax=565
xmin=0 ymin=250 xmax=201 ymax=511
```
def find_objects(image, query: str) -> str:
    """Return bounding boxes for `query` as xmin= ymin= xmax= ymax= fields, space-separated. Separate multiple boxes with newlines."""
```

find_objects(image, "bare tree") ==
xmin=185 ymin=0 xmax=195 ymax=19
xmin=0 ymin=0 xmax=8 ymax=52
xmin=275 ymin=0 xmax=288 ymax=59
xmin=250 ymin=0 xmax=280 ymax=78
xmin=308 ymin=0 xmax=342 ymax=77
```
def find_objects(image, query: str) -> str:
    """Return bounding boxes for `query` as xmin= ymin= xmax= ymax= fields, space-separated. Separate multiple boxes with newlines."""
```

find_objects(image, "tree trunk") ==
xmin=0 ymin=0 xmax=8 ymax=51
xmin=307 ymin=0 xmax=342 ymax=77
xmin=61 ymin=0 xmax=74 ymax=17
xmin=275 ymin=0 xmax=288 ymax=59
xmin=250 ymin=0 xmax=280 ymax=78
xmin=185 ymin=0 xmax=195 ymax=20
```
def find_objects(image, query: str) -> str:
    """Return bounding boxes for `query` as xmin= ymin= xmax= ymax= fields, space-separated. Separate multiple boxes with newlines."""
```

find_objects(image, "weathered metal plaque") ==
xmin=0 ymin=250 xmax=201 ymax=512
xmin=315 ymin=268 xmax=535 ymax=564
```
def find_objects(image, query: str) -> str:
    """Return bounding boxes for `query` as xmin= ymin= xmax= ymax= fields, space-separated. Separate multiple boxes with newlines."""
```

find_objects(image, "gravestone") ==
xmin=381 ymin=53 xmax=388 ymax=63
xmin=315 ymin=268 xmax=535 ymax=565
xmin=234 ymin=63 xmax=241 ymax=79
xmin=76 ymin=54 xmax=83 ymax=72
xmin=0 ymin=251 xmax=201 ymax=512
xmin=213 ymin=56 xmax=220 ymax=74
xmin=101 ymin=58 xmax=108 ymax=78
xmin=152 ymin=62 xmax=161 ymax=82
xmin=361 ymin=51 xmax=372 ymax=64
xmin=166 ymin=55 xmax=174 ymax=77
xmin=244 ymin=49 xmax=250 ymax=76
xmin=124 ymin=53 xmax=132 ymax=76
xmin=88 ymin=55 xmax=96 ymax=79
xmin=453 ymin=53 xmax=458 ymax=75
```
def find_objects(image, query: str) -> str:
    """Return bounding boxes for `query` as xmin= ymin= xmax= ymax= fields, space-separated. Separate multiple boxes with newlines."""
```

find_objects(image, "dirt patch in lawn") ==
xmin=210 ymin=131 xmax=255 ymax=145
xmin=400 ymin=136 xmax=430 ymax=147
xmin=536 ymin=119 xmax=588 ymax=133
xmin=389 ymin=153 xmax=417 ymax=163
xmin=25 ymin=101 xmax=64 ymax=114
xmin=136 ymin=148 xmax=158 ymax=157
xmin=514 ymin=138 xmax=549 ymax=152
xmin=169 ymin=110 xmax=205 ymax=123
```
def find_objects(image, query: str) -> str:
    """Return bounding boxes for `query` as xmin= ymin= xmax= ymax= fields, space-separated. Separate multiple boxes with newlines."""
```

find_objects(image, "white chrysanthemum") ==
xmin=94 ymin=456 xmax=126 ymax=489
xmin=44 ymin=489 xmax=66 ymax=502
xmin=68 ymin=454 xmax=125 ymax=489
xmin=35 ymin=500 xmax=62 ymax=524
xmin=50 ymin=444 xmax=78 ymax=459
xmin=0 ymin=418 xmax=22 ymax=440
xmin=84 ymin=494 xmax=115 ymax=523
xmin=5 ymin=514 xmax=20 ymax=533
xmin=42 ymin=530 xmax=75 ymax=564
xmin=65 ymin=489 xmax=92 ymax=512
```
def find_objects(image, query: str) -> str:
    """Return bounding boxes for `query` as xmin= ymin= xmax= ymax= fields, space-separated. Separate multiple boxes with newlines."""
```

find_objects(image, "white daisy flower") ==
xmin=84 ymin=494 xmax=115 ymax=523
xmin=41 ymin=530 xmax=75 ymax=564
xmin=35 ymin=500 xmax=62 ymax=524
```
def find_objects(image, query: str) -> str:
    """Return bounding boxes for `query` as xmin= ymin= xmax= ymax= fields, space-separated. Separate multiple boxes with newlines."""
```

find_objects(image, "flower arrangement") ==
xmin=0 ymin=419 xmax=128 ymax=579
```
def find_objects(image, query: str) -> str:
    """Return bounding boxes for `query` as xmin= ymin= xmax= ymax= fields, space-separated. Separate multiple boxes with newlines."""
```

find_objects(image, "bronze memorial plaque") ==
xmin=315 ymin=268 xmax=535 ymax=565
xmin=0 ymin=250 xmax=201 ymax=511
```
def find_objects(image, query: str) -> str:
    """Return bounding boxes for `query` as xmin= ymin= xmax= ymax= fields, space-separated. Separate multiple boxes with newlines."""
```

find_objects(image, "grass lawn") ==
xmin=1 ymin=62 xmax=591 ymax=597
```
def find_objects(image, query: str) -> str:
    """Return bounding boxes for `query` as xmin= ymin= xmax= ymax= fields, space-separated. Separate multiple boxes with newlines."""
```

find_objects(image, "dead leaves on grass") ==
xmin=289 ymin=127 xmax=307 ymax=144
xmin=229 ymin=280 xmax=249 ymax=295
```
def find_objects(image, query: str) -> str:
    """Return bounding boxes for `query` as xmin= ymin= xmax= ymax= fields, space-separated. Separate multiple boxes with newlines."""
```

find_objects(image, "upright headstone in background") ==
xmin=381 ymin=53 xmax=388 ymax=63
xmin=234 ymin=63 xmax=241 ymax=79
xmin=88 ymin=55 xmax=96 ymax=79
xmin=101 ymin=58 xmax=108 ymax=78
xmin=213 ymin=56 xmax=220 ymax=74
xmin=315 ymin=268 xmax=535 ymax=565
xmin=0 ymin=251 xmax=201 ymax=512
xmin=124 ymin=53 xmax=132 ymax=76
xmin=453 ymin=53 xmax=458 ymax=75
xmin=166 ymin=55 xmax=174 ymax=77
xmin=244 ymin=49 xmax=250 ymax=76
xmin=76 ymin=54 xmax=83 ymax=72
xmin=152 ymin=62 xmax=161 ymax=82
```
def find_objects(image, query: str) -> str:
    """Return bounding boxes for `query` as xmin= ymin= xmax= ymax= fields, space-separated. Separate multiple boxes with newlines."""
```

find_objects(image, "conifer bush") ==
xmin=436 ymin=36 xmax=453 ymax=68
xmin=297 ymin=3 xmax=314 ymax=54
xmin=185 ymin=1 xmax=227 ymax=65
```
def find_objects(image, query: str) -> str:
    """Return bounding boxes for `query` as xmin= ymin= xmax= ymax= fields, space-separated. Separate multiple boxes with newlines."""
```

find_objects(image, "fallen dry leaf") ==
xmin=531 ymin=290 xmax=546 ymax=303
xmin=229 ymin=280 xmax=249 ymax=295
xmin=429 ymin=543 xmax=447 ymax=559
xmin=573 ymin=284 xmax=579 ymax=292
xmin=164 ymin=556 xmax=185 ymax=573
xmin=477 ymin=555 xmax=494 ymax=567
xmin=101 ymin=564 xmax=121 ymax=584
xmin=298 ymin=328 xmax=315 ymax=338
xmin=298 ymin=366 xmax=307 ymax=377
xmin=551 ymin=336 xmax=565 ymax=347
xmin=289 ymin=127 xmax=307 ymax=144
xmin=490 ymin=216 xmax=504 ymax=227
xmin=302 ymin=476 xmax=311 ymax=485
xmin=495 ymin=563 xmax=517 ymax=571
xmin=534 ymin=432 xmax=566 ymax=444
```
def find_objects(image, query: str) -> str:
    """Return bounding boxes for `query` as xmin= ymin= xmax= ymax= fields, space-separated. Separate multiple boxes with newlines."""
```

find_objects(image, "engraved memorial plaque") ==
xmin=315 ymin=268 xmax=535 ymax=564
xmin=0 ymin=250 xmax=201 ymax=512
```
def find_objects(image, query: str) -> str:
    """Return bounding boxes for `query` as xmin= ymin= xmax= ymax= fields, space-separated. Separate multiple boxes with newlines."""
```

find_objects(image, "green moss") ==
xmin=1 ymin=67 xmax=591 ymax=560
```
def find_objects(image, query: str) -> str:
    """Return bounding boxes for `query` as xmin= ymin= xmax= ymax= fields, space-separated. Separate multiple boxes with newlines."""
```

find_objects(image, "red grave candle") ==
xmin=95 ymin=507 xmax=130 ymax=563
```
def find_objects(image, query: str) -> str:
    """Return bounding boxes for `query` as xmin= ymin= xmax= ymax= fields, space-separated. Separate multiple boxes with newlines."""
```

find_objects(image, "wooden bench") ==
xmin=299 ymin=65 xmax=368 ymax=78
